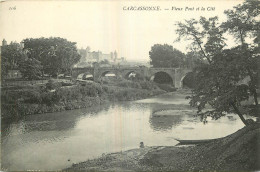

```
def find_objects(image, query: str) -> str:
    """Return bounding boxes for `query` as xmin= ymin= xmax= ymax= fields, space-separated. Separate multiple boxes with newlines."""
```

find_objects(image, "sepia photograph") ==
xmin=0 ymin=0 xmax=259 ymax=171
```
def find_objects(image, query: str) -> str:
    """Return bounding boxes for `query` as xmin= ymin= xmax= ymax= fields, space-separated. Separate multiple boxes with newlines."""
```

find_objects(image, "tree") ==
xmin=22 ymin=37 xmax=81 ymax=77
xmin=221 ymin=0 xmax=259 ymax=105
xmin=149 ymin=44 xmax=185 ymax=68
xmin=189 ymin=48 xmax=258 ymax=125
xmin=222 ymin=0 xmax=259 ymax=46
xmin=1 ymin=42 xmax=27 ymax=80
xmin=175 ymin=16 xmax=226 ymax=64
xmin=19 ymin=58 xmax=43 ymax=80
xmin=184 ymin=51 xmax=206 ymax=69
xmin=175 ymin=1 xmax=259 ymax=125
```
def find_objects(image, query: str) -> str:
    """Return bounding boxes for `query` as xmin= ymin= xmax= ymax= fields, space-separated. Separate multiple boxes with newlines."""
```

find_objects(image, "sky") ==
xmin=0 ymin=0 xmax=243 ymax=62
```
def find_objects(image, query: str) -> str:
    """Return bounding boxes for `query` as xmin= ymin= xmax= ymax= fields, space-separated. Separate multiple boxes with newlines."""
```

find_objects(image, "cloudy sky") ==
xmin=0 ymin=0 xmax=242 ymax=62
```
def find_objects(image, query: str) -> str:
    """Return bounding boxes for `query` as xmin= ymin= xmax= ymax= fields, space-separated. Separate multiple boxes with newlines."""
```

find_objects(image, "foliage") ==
xmin=139 ymin=81 xmax=158 ymax=90
xmin=175 ymin=1 xmax=259 ymax=125
xmin=1 ymin=81 xmax=164 ymax=118
xmin=77 ymin=61 xmax=91 ymax=68
xmin=22 ymin=89 xmax=42 ymax=104
xmin=149 ymin=44 xmax=185 ymax=67
xmin=188 ymin=49 xmax=253 ymax=124
xmin=221 ymin=0 xmax=260 ymax=45
xmin=1 ymin=42 xmax=27 ymax=80
xmin=61 ymin=81 xmax=74 ymax=86
xmin=19 ymin=58 xmax=43 ymax=80
xmin=221 ymin=0 xmax=259 ymax=105
xmin=23 ymin=37 xmax=81 ymax=76
xmin=46 ymin=80 xmax=62 ymax=90
xmin=117 ymin=80 xmax=142 ymax=89
xmin=185 ymin=51 xmax=207 ymax=69
xmin=101 ymin=76 xmax=160 ymax=91
xmin=128 ymin=73 xmax=146 ymax=81
xmin=176 ymin=16 xmax=226 ymax=64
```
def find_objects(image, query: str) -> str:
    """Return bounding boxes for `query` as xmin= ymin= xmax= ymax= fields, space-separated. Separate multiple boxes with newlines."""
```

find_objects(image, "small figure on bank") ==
xmin=140 ymin=142 xmax=144 ymax=148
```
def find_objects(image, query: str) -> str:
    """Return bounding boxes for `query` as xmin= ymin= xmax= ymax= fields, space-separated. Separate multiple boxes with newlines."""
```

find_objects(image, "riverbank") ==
xmin=1 ymin=79 xmax=166 ymax=119
xmin=65 ymin=123 xmax=260 ymax=171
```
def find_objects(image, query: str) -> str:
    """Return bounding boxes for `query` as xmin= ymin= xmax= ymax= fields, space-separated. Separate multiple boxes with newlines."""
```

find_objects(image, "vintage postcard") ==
xmin=0 ymin=0 xmax=259 ymax=171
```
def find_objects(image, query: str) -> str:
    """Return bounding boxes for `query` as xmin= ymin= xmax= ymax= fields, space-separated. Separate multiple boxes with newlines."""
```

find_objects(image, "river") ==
xmin=1 ymin=91 xmax=248 ymax=171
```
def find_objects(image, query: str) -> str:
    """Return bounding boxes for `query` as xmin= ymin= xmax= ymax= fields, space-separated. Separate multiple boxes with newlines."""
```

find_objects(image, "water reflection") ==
xmin=149 ymin=114 xmax=183 ymax=131
xmin=148 ymin=103 xmax=197 ymax=131
xmin=2 ymin=103 xmax=112 ymax=135
xmin=1 ymin=93 xmax=248 ymax=171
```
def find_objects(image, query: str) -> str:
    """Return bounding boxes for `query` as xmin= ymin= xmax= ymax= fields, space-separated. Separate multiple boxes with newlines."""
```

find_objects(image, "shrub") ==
xmin=117 ymin=80 xmax=132 ymax=88
xmin=22 ymin=89 xmax=42 ymax=103
xmin=1 ymin=90 xmax=21 ymax=103
xmin=46 ymin=80 xmax=62 ymax=90
xmin=79 ymin=83 xmax=103 ymax=97
xmin=61 ymin=82 xmax=73 ymax=86
xmin=41 ymin=91 xmax=62 ymax=105
xmin=139 ymin=81 xmax=155 ymax=90
xmin=1 ymin=77 xmax=165 ymax=118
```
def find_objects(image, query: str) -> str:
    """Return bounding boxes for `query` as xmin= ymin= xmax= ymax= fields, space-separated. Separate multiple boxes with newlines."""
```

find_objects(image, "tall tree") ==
xmin=221 ymin=0 xmax=259 ymax=105
xmin=1 ymin=42 xmax=27 ymax=80
xmin=185 ymin=51 xmax=206 ymax=69
xmin=149 ymin=44 xmax=185 ymax=68
xmin=19 ymin=58 xmax=43 ymax=80
xmin=189 ymin=48 xmax=257 ymax=125
xmin=175 ymin=2 xmax=259 ymax=125
xmin=23 ymin=37 xmax=81 ymax=76
xmin=222 ymin=0 xmax=259 ymax=45
xmin=175 ymin=16 xmax=226 ymax=64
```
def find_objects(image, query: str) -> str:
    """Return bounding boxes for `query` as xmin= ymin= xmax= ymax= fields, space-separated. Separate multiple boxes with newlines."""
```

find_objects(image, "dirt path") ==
xmin=65 ymin=123 xmax=260 ymax=171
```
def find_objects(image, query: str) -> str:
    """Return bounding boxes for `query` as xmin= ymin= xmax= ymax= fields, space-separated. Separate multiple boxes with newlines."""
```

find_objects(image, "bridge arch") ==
xmin=72 ymin=67 xmax=94 ymax=80
xmin=72 ymin=67 xmax=192 ymax=88
xmin=101 ymin=71 xmax=116 ymax=77
xmin=180 ymin=72 xmax=195 ymax=88
xmin=150 ymin=71 xmax=174 ymax=85
xmin=123 ymin=71 xmax=143 ymax=80
xmin=77 ymin=72 xmax=94 ymax=80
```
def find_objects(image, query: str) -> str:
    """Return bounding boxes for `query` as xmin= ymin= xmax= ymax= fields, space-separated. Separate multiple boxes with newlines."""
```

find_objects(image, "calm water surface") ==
xmin=1 ymin=92 xmax=248 ymax=170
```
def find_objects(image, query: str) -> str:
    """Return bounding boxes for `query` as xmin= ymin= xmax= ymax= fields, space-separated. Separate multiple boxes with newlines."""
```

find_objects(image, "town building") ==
xmin=77 ymin=47 xmax=126 ymax=67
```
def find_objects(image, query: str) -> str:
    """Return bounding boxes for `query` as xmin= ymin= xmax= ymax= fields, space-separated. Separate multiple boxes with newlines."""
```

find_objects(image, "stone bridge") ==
xmin=72 ymin=66 xmax=192 ymax=88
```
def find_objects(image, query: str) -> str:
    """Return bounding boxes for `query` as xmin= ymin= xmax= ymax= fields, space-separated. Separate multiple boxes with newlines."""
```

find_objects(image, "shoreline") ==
xmin=65 ymin=123 xmax=260 ymax=171
xmin=1 ymin=82 xmax=166 ymax=120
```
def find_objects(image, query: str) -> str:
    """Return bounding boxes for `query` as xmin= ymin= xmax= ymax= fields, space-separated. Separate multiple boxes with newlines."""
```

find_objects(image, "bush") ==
xmin=139 ymin=81 xmax=155 ymax=90
xmin=129 ymin=74 xmax=146 ymax=81
xmin=41 ymin=92 xmax=56 ymax=105
xmin=1 ymin=78 xmax=165 ymax=118
xmin=61 ymin=82 xmax=74 ymax=86
xmin=1 ymin=104 xmax=19 ymax=118
xmin=117 ymin=80 xmax=141 ymax=88
xmin=1 ymin=90 xmax=21 ymax=103
xmin=46 ymin=80 xmax=62 ymax=90
xmin=79 ymin=83 xmax=104 ymax=97
xmin=22 ymin=89 xmax=42 ymax=103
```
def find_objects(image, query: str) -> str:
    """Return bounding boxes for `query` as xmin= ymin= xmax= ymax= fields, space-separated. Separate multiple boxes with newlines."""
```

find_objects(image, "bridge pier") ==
xmin=174 ymin=68 xmax=181 ymax=88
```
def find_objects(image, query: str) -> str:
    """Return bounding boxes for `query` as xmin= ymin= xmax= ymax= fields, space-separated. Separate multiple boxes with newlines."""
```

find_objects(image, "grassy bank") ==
xmin=1 ymin=79 xmax=165 ymax=119
xmin=65 ymin=123 xmax=260 ymax=171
